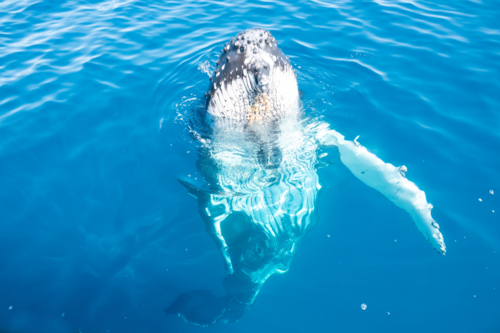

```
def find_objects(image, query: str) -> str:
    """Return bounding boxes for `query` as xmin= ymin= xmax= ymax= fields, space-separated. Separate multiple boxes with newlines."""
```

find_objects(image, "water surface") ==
xmin=1 ymin=0 xmax=499 ymax=332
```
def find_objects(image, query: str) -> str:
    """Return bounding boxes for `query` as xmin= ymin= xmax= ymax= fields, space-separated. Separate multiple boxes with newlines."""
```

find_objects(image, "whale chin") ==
xmin=206 ymin=28 xmax=299 ymax=122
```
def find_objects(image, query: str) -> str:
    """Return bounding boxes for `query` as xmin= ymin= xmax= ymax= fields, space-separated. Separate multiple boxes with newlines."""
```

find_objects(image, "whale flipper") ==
xmin=316 ymin=127 xmax=446 ymax=255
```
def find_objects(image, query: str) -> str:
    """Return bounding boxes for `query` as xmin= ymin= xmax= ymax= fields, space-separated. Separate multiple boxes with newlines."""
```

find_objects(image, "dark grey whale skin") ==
xmin=165 ymin=29 xmax=300 ymax=327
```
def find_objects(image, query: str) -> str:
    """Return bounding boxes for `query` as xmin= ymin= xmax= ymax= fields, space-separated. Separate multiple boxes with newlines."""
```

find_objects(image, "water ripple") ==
xmin=1 ymin=0 xmax=500 ymax=332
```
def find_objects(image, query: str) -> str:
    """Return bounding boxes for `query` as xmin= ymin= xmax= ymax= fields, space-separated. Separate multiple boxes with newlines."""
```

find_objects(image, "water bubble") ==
xmin=387 ymin=312 xmax=390 ymax=315
xmin=361 ymin=303 xmax=367 ymax=310
xmin=62 ymin=313 xmax=65 ymax=317
xmin=478 ymin=198 xmax=482 ymax=202
xmin=8 ymin=306 xmax=13 ymax=310
xmin=327 ymin=234 xmax=330 ymax=238
xmin=490 ymin=190 xmax=494 ymax=195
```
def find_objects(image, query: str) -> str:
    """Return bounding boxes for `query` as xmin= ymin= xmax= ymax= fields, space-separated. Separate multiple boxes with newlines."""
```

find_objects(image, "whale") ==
xmin=165 ymin=28 xmax=446 ymax=326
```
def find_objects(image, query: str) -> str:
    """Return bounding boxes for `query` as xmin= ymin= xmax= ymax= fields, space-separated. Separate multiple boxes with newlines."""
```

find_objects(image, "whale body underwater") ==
xmin=165 ymin=28 xmax=446 ymax=326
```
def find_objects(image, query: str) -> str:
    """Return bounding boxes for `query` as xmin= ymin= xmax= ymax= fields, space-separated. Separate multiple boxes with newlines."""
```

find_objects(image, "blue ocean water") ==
xmin=1 ymin=0 xmax=499 ymax=332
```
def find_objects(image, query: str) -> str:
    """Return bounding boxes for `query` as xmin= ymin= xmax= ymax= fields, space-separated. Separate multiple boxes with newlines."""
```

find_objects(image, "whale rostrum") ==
xmin=165 ymin=28 xmax=446 ymax=327
xmin=207 ymin=28 xmax=298 ymax=122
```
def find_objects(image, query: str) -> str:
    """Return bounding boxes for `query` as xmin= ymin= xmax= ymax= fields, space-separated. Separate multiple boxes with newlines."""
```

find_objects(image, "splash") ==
xmin=197 ymin=60 xmax=213 ymax=77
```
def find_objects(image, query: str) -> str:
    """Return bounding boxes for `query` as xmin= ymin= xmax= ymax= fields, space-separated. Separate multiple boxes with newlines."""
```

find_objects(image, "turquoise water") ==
xmin=1 ymin=0 xmax=499 ymax=332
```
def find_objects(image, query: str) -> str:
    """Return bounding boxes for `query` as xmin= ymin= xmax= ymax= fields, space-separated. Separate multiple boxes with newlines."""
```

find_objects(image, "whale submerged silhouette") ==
xmin=165 ymin=28 xmax=446 ymax=326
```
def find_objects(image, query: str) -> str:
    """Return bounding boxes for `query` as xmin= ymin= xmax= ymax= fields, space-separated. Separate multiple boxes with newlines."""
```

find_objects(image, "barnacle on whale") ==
xmin=246 ymin=93 xmax=273 ymax=122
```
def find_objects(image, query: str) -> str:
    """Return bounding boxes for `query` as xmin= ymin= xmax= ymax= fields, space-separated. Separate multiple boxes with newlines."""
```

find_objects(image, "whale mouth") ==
xmin=240 ymin=261 xmax=290 ymax=284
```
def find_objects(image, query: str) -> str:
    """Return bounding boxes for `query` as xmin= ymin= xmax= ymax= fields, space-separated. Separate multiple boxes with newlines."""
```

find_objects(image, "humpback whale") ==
xmin=165 ymin=28 xmax=446 ymax=326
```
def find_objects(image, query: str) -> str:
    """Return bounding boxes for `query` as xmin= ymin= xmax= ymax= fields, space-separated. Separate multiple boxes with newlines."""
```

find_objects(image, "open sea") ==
xmin=1 ymin=0 xmax=499 ymax=332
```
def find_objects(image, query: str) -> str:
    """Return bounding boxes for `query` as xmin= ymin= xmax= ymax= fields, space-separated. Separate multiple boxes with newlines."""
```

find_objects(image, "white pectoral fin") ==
xmin=317 ymin=128 xmax=446 ymax=255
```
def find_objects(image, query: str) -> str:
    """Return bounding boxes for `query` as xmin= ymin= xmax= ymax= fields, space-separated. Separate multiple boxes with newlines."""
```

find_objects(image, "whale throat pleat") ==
xmin=207 ymin=63 xmax=298 ymax=121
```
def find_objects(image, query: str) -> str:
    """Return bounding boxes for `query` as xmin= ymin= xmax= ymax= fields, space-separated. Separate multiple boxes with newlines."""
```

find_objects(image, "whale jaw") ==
xmin=206 ymin=28 xmax=299 ymax=122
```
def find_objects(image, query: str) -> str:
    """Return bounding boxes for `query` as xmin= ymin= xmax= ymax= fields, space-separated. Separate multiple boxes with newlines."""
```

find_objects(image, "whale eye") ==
xmin=255 ymin=243 xmax=264 ymax=257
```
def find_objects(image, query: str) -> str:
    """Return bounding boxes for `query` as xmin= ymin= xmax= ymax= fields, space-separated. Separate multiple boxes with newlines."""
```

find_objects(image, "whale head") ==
xmin=206 ymin=28 xmax=299 ymax=122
